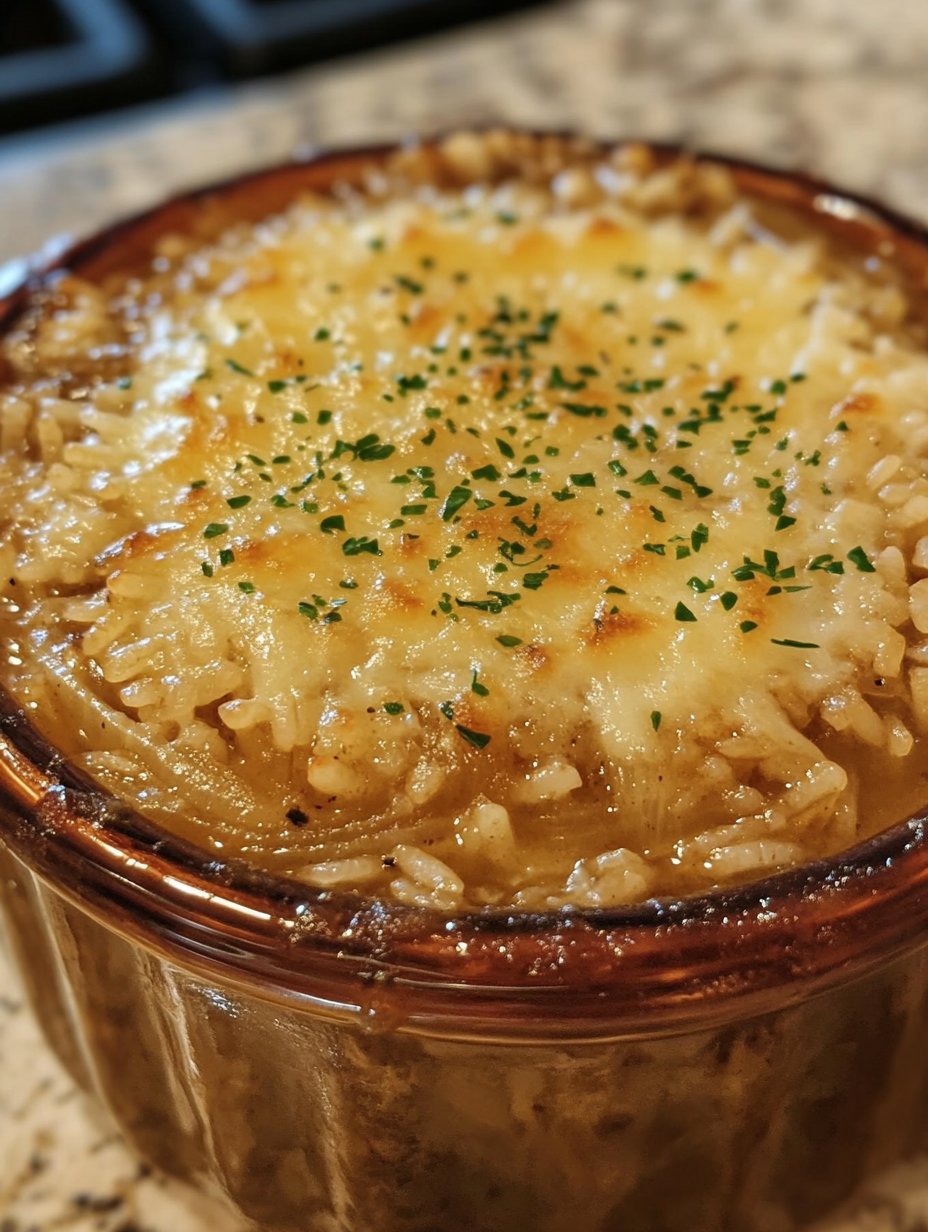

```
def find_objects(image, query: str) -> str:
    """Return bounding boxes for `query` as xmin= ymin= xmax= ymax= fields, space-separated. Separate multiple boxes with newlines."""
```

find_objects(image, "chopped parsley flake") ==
xmin=394 ymin=275 xmax=424 ymax=295
xmin=549 ymin=366 xmax=587 ymax=391
xmin=397 ymin=373 xmax=428 ymax=394
xmin=440 ymin=486 xmax=473 ymax=521
xmin=562 ymin=401 xmax=607 ymax=418
xmin=847 ymin=546 xmax=876 ymax=573
xmin=471 ymin=669 xmax=489 ymax=697
xmin=342 ymin=536 xmax=381 ymax=556
xmin=456 ymin=724 xmax=492 ymax=749
xmin=634 ymin=470 xmax=659 ymax=486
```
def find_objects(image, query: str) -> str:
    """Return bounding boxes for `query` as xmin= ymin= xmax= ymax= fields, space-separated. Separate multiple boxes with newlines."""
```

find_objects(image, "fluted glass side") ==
xmin=3 ymin=838 xmax=928 ymax=1232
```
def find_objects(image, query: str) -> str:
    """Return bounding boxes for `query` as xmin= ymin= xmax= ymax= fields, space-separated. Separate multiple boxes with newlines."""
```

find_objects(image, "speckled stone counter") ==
xmin=3 ymin=0 xmax=928 ymax=1227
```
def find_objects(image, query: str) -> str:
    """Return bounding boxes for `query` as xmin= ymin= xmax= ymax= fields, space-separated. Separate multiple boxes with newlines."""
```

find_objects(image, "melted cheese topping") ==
xmin=3 ymin=145 xmax=928 ymax=909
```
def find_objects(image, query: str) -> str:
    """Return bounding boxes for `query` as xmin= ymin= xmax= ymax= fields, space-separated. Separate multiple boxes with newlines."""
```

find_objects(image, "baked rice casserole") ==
xmin=5 ymin=133 xmax=928 ymax=1232
xmin=3 ymin=133 xmax=928 ymax=912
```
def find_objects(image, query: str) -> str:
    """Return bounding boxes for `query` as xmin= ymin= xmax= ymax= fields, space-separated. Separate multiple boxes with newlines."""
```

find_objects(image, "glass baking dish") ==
xmin=3 ymin=137 xmax=928 ymax=1232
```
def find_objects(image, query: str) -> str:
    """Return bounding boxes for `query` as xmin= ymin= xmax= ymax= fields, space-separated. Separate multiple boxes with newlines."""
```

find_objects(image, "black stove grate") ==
xmin=0 ymin=0 xmax=540 ymax=137
xmin=142 ymin=0 xmax=539 ymax=78
xmin=0 ymin=0 xmax=160 ymax=134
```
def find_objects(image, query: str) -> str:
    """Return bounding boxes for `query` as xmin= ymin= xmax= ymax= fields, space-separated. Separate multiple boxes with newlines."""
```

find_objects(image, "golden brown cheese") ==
xmin=3 ymin=144 xmax=928 ymax=910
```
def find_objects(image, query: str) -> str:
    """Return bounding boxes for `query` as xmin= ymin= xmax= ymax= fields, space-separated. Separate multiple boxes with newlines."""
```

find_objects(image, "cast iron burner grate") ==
xmin=0 ymin=0 xmax=540 ymax=136
xmin=0 ymin=0 xmax=158 ymax=134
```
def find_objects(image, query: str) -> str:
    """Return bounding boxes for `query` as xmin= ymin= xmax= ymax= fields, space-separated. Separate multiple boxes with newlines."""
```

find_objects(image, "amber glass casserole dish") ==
xmin=4 ymin=134 xmax=928 ymax=1232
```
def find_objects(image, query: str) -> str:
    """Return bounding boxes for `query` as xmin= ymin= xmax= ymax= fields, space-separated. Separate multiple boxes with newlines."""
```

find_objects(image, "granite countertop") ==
xmin=3 ymin=0 xmax=928 ymax=1227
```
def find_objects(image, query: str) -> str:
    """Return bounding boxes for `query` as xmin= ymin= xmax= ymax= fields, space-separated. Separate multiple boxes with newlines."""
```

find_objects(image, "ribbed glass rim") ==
xmin=3 ymin=133 xmax=928 ymax=1043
